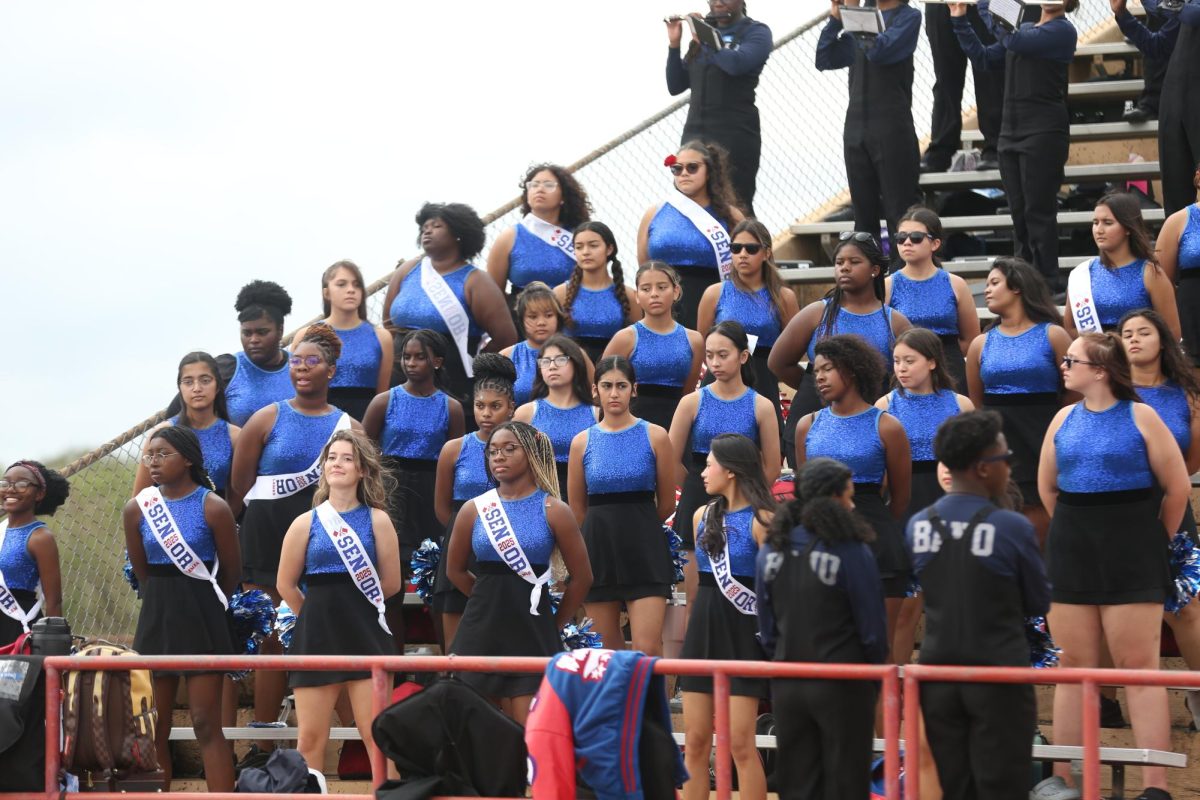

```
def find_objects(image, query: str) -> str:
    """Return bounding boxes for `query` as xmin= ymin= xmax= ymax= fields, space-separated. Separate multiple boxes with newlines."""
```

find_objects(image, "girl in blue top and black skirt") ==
xmin=278 ymin=429 xmax=402 ymax=785
xmin=447 ymin=422 xmax=592 ymax=723
xmin=292 ymin=261 xmax=393 ymax=422
xmin=604 ymin=262 xmax=703 ymax=432
xmin=1039 ymin=332 xmax=1190 ymax=800
xmin=123 ymin=427 xmax=239 ymax=791
xmin=680 ymin=434 xmax=773 ymax=800
xmin=569 ymin=356 xmax=678 ymax=657
xmin=555 ymin=221 xmax=640 ymax=364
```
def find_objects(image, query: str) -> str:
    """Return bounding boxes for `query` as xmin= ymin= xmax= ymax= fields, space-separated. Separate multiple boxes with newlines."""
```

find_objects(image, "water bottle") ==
xmin=29 ymin=617 xmax=72 ymax=656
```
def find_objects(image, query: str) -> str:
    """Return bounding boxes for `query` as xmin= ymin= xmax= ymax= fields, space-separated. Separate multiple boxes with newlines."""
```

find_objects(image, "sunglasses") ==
xmin=730 ymin=242 xmax=763 ymax=255
xmin=838 ymin=231 xmax=877 ymax=245
xmin=1061 ymin=355 xmax=1100 ymax=369
xmin=668 ymin=162 xmax=703 ymax=176
xmin=895 ymin=231 xmax=932 ymax=244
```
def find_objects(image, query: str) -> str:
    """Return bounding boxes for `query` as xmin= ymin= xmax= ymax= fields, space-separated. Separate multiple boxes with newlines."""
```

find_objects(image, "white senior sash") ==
xmin=664 ymin=193 xmax=734 ymax=281
xmin=419 ymin=256 xmax=475 ymax=378
xmin=474 ymin=489 xmax=552 ymax=615
xmin=314 ymin=502 xmax=392 ymax=634
xmin=1067 ymin=259 xmax=1102 ymax=334
xmin=0 ymin=520 xmax=42 ymax=633
xmin=135 ymin=488 xmax=228 ymax=610
xmin=710 ymin=529 xmax=757 ymax=616
xmin=520 ymin=213 xmax=575 ymax=261
xmin=244 ymin=413 xmax=352 ymax=503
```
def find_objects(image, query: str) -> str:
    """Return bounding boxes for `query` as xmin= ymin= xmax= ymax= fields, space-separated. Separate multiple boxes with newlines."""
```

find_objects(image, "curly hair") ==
xmin=898 ymin=206 xmax=945 ymax=267
xmin=297 ymin=321 xmax=343 ymax=364
xmin=891 ymin=329 xmax=955 ymax=394
xmin=729 ymin=219 xmax=789 ymax=325
xmin=313 ymin=429 xmax=390 ymax=510
xmin=519 ymin=164 xmax=593 ymax=230
xmin=698 ymin=434 xmax=775 ymax=560
xmin=1079 ymin=332 xmax=1141 ymax=402
xmin=515 ymin=281 xmax=566 ymax=338
xmin=706 ymin=320 xmax=757 ymax=388
xmin=565 ymin=221 xmax=630 ymax=328
xmin=321 ymin=260 xmax=367 ymax=320
xmin=415 ymin=202 xmax=486 ymax=261
xmin=473 ymin=351 xmax=518 ymax=401
xmin=5 ymin=460 xmax=70 ymax=516
xmin=236 ymin=280 xmax=293 ymax=329
xmin=398 ymin=329 xmax=451 ymax=392
xmin=813 ymin=334 xmax=887 ymax=403
xmin=175 ymin=351 xmax=230 ymax=427
xmin=677 ymin=139 xmax=743 ymax=226
xmin=766 ymin=458 xmax=872 ymax=551
xmin=146 ymin=427 xmax=216 ymax=492
xmin=933 ymin=410 xmax=1004 ymax=471
xmin=1118 ymin=308 xmax=1200 ymax=399
xmin=531 ymin=334 xmax=593 ymax=406
xmin=817 ymin=235 xmax=889 ymax=344
xmin=989 ymin=258 xmax=1061 ymax=326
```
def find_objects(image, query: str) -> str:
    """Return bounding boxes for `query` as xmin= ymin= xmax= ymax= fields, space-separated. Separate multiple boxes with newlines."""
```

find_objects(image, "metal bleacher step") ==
xmin=961 ymin=120 xmax=1158 ymax=144
xmin=919 ymin=160 xmax=1159 ymax=190
xmin=1075 ymin=41 xmax=1139 ymax=58
xmin=1069 ymin=78 xmax=1144 ymax=98
xmin=789 ymin=208 xmax=1164 ymax=238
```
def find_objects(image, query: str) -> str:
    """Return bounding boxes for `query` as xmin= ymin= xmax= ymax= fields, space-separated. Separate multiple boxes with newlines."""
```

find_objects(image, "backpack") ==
xmin=61 ymin=641 xmax=158 ymax=778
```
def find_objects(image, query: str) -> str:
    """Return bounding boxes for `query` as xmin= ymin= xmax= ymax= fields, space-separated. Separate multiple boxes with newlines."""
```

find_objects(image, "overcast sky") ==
xmin=0 ymin=1 xmax=824 ymax=464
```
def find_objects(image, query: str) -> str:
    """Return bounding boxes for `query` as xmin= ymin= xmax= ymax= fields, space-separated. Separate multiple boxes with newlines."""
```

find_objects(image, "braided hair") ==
xmin=298 ymin=321 xmax=343 ymax=364
xmin=175 ymin=351 xmax=230 ymax=428
xmin=5 ymin=460 xmax=70 ymax=516
xmin=313 ymin=429 xmax=391 ymax=510
xmin=486 ymin=421 xmax=561 ymax=499
xmin=473 ymin=352 xmax=518 ymax=402
xmin=766 ymin=457 xmax=873 ymax=551
xmin=149 ymin=427 xmax=216 ymax=492
xmin=399 ymin=329 xmax=451 ymax=392
xmin=566 ymin=221 xmax=631 ymax=328
xmin=235 ymin=280 xmax=293 ymax=329
xmin=698 ymin=434 xmax=775 ymax=560
xmin=817 ymin=235 xmax=888 ymax=344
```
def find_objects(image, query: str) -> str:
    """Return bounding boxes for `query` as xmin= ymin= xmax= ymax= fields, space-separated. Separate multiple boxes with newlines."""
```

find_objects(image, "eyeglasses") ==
xmin=978 ymin=450 xmax=1015 ymax=465
xmin=1061 ymin=356 xmax=1100 ymax=369
xmin=730 ymin=243 xmax=763 ymax=255
xmin=140 ymin=452 xmax=180 ymax=466
xmin=838 ymin=231 xmax=877 ymax=245
xmin=537 ymin=355 xmax=571 ymax=368
xmin=527 ymin=180 xmax=559 ymax=191
xmin=289 ymin=355 xmax=324 ymax=368
xmin=180 ymin=375 xmax=216 ymax=388
xmin=668 ymin=162 xmax=704 ymax=176
xmin=0 ymin=480 xmax=35 ymax=491
xmin=894 ymin=232 xmax=931 ymax=244
xmin=487 ymin=443 xmax=523 ymax=459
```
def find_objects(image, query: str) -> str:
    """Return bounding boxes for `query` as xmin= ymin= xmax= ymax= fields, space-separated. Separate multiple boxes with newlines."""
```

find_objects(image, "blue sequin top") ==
xmin=1179 ymin=205 xmax=1200 ymax=273
xmin=695 ymin=506 xmax=759 ymax=577
xmin=980 ymin=323 xmax=1059 ymax=395
xmin=388 ymin=264 xmax=483 ymax=338
xmin=329 ymin=322 xmax=382 ymax=389
xmin=1055 ymin=400 xmax=1152 ymax=492
xmin=1086 ymin=258 xmax=1150 ymax=329
xmin=692 ymin=386 xmax=760 ymax=454
xmin=473 ymin=489 xmax=554 ymax=564
xmin=305 ymin=505 xmax=378 ymax=575
xmin=629 ymin=322 xmax=693 ymax=388
xmin=646 ymin=202 xmax=725 ymax=269
xmin=888 ymin=270 xmax=958 ymax=335
xmin=805 ymin=407 xmax=887 ymax=484
xmin=1137 ymin=382 xmax=1191 ymax=454
xmin=510 ymin=341 xmax=539 ymax=406
xmin=531 ymin=399 xmax=596 ymax=463
xmin=807 ymin=303 xmax=895 ymax=363
xmin=453 ymin=433 xmax=496 ymax=502
xmin=0 ymin=521 xmax=46 ymax=591
xmin=169 ymin=416 xmax=233 ymax=492
xmin=381 ymin=386 xmax=450 ymax=461
xmin=884 ymin=389 xmax=961 ymax=462
xmin=226 ymin=351 xmax=294 ymax=427
xmin=139 ymin=487 xmax=216 ymax=566
xmin=509 ymin=224 xmax=576 ymax=289
xmin=566 ymin=286 xmax=625 ymax=339
xmin=715 ymin=281 xmax=783 ymax=347
xmin=583 ymin=420 xmax=657 ymax=494
xmin=259 ymin=403 xmax=345 ymax=476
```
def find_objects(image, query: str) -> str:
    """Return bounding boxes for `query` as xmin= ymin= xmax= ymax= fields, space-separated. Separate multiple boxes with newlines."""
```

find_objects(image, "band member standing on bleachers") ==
xmin=501 ymin=283 xmax=574 ymax=406
xmin=556 ymin=221 xmax=640 ymax=366
xmin=1154 ymin=163 xmax=1200 ymax=363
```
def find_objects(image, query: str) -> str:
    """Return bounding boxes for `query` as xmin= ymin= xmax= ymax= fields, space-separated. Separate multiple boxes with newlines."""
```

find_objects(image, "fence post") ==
xmin=371 ymin=665 xmax=389 ymax=789
xmin=1081 ymin=679 xmax=1100 ymax=800
xmin=883 ymin=667 xmax=901 ymax=800
xmin=712 ymin=670 xmax=733 ymax=799
xmin=903 ymin=666 xmax=921 ymax=800
xmin=44 ymin=664 xmax=60 ymax=800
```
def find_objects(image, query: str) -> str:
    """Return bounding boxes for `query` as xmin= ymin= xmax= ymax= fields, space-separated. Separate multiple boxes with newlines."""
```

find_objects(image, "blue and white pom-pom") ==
xmin=274 ymin=601 xmax=297 ymax=652
xmin=1167 ymin=531 xmax=1200 ymax=615
xmin=226 ymin=589 xmax=276 ymax=680
xmin=1025 ymin=615 xmax=1060 ymax=669
xmin=665 ymin=525 xmax=688 ymax=584
xmin=409 ymin=538 xmax=440 ymax=606
xmin=561 ymin=617 xmax=603 ymax=650
xmin=122 ymin=550 xmax=139 ymax=595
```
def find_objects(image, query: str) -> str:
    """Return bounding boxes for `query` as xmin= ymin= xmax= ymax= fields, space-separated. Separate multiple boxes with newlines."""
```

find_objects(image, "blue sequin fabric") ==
xmin=305 ymin=504 xmax=378 ymax=575
xmin=140 ymin=486 xmax=216 ymax=566
xmin=885 ymin=389 xmax=961 ymax=462
xmin=1054 ymin=400 xmax=1152 ymax=492
xmin=472 ymin=489 xmax=554 ymax=564
xmin=382 ymin=387 xmax=450 ymax=460
xmin=583 ymin=420 xmax=657 ymax=493
xmin=694 ymin=506 xmax=759 ymax=576
xmin=805 ymin=406 xmax=886 ymax=484
xmin=629 ymin=322 xmax=693 ymax=388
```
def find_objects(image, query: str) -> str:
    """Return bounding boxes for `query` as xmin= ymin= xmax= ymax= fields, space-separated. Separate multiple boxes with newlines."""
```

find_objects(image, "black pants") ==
xmin=921 ymin=682 xmax=1036 ymax=800
xmin=1158 ymin=47 xmax=1200 ymax=215
xmin=771 ymin=678 xmax=878 ymax=800
xmin=1136 ymin=12 xmax=1168 ymax=114
xmin=925 ymin=3 xmax=1004 ymax=164
xmin=999 ymin=134 xmax=1069 ymax=287
xmin=845 ymin=132 xmax=921 ymax=259
xmin=685 ymin=126 xmax=761 ymax=216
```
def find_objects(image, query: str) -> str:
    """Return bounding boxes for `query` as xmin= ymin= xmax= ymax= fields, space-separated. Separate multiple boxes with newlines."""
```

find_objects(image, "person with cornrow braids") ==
xmin=123 ymin=426 xmax=240 ymax=791
xmin=554 ymin=221 xmax=640 ymax=365
xmin=0 ymin=459 xmax=68 ymax=647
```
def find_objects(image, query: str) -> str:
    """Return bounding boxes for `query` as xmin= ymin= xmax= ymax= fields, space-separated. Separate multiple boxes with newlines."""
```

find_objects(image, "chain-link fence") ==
xmin=27 ymin=4 xmax=1120 ymax=640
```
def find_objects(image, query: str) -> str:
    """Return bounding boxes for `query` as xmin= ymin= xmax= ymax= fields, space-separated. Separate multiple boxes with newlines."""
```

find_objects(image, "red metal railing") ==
xmin=6 ymin=654 xmax=1194 ymax=800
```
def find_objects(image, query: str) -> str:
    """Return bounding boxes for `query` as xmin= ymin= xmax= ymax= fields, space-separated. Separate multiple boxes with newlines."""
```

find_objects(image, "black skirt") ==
xmin=678 ymin=576 xmax=768 ymax=698
xmin=431 ymin=501 xmax=471 ymax=615
xmin=854 ymin=486 xmax=909 ymax=598
xmin=383 ymin=457 xmax=442 ymax=570
xmin=904 ymin=461 xmax=944 ymax=525
xmin=133 ymin=567 xmax=235 ymax=676
xmin=289 ymin=575 xmax=397 ymax=688
xmin=0 ymin=589 xmax=40 ymax=650
xmin=674 ymin=455 xmax=711 ymax=549
xmin=450 ymin=563 xmax=563 ymax=698
xmin=1178 ymin=272 xmax=1200 ymax=367
xmin=983 ymin=393 xmax=1059 ymax=507
xmin=752 ymin=349 xmax=785 ymax=441
xmin=241 ymin=486 xmax=316 ymax=587
xmin=1048 ymin=488 xmax=1171 ymax=605
xmin=583 ymin=493 xmax=674 ymax=603
xmin=632 ymin=385 xmax=684 ymax=433
xmin=938 ymin=334 xmax=968 ymax=394
xmin=554 ymin=461 xmax=570 ymax=505
xmin=328 ymin=386 xmax=376 ymax=423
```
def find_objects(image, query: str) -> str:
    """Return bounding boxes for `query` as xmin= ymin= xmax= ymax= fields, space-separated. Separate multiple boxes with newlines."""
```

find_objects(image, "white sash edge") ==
xmin=314 ymin=502 xmax=392 ymax=634
xmin=663 ymin=194 xmax=733 ymax=280
xmin=520 ymin=214 xmax=576 ymax=261
xmin=1067 ymin=259 xmax=1101 ymax=334
xmin=0 ymin=520 xmax=41 ymax=633
xmin=419 ymin=256 xmax=475 ymax=378
xmin=710 ymin=524 xmax=757 ymax=616
xmin=244 ymin=413 xmax=352 ymax=503
xmin=474 ymin=489 xmax=552 ymax=616
xmin=135 ymin=488 xmax=228 ymax=610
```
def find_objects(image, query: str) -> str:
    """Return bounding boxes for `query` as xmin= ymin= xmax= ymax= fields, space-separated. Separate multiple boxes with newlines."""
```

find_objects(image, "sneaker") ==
xmin=1134 ymin=789 xmax=1172 ymax=800
xmin=1030 ymin=775 xmax=1081 ymax=800
xmin=1123 ymin=105 xmax=1154 ymax=123
xmin=1101 ymin=695 xmax=1128 ymax=728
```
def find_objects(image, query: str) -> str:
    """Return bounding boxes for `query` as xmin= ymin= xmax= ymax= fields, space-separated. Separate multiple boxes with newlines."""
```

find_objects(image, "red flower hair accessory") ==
xmin=663 ymin=154 xmax=678 ymax=167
